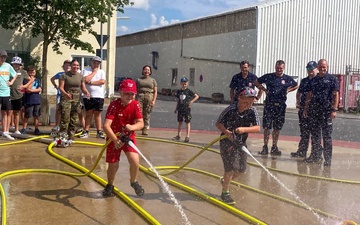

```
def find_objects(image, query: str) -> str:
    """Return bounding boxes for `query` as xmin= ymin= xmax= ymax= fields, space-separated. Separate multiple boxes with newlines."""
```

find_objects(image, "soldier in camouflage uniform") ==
xmin=58 ymin=59 xmax=90 ymax=140
xmin=136 ymin=65 xmax=157 ymax=135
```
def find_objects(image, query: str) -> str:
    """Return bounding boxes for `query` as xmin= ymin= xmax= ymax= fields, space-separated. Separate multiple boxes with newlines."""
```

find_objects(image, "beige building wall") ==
xmin=0 ymin=12 xmax=117 ymax=97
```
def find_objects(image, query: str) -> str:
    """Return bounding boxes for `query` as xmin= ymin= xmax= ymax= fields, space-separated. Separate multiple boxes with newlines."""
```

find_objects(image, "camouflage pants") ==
xmin=136 ymin=93 xmax=153 ymax=130
xmin=59 ymin=93 xmax=80 ymax=137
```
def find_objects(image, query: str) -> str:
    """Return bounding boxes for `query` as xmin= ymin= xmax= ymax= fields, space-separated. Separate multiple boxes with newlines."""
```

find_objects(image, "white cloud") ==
xmin=158 ymin=16 xmax=169 ymax=26
xmin=116 ymin=25 xmax=130 ymax=35
xmin=118 ymin=0 xmax=264 ymax=35
xmin=224 ymin=0 xmax=265 ymax=8
xmin=160 ymin=0 xmax=261 ymax=19
xmin=128 ymin=0 xmax=150 ymax=10
xmin=156 ymin=1 xmax=216 ymax=19
xmin=117 ymin=25 xmax=129 ymax=33
xmin=151 ymin=14 xmax=157 ymax=25
xmin=170 ymin=19 xmax=181 ymax=24
xmin=149 ymin=14 xmax=181 ymax=29
xmin=149 ymin=14 xmax=158 ymax=29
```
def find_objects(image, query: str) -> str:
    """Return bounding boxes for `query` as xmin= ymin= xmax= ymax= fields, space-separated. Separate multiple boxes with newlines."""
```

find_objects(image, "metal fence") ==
xmin=338 ymin=65 xmax=360 ymax=111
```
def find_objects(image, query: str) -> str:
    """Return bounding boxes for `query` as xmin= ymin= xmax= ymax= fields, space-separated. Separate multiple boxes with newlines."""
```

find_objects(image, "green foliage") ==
xmin=27 ymin=54 xmax=43 ymax=79
xmin=4 ymin=38 xmax=42 ymax=78
xmin=0 ymin=0 xmax=132 ymax=54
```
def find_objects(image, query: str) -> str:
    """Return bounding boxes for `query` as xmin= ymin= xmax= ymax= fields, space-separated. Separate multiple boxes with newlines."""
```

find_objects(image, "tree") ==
xmin=0 ymin=0 xmax=132 ymax=124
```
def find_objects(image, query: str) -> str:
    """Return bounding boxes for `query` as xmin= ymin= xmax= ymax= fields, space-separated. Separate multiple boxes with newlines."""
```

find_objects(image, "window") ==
xmin=189 ymin=68 xmax=195 ymax=86
xmin=5 ymin=51 xmax=31 ymax=66
xmin=5 ymin=50 xmax=40 ymax=77
xmin=171 ymin=68 xmax=178 ymax=86
xmin=72 ymin=55 xmax=93 ymax=71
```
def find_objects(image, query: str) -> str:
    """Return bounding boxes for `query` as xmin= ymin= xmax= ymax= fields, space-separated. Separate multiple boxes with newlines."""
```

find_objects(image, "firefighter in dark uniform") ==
xmin=291 ymin=61 xmax=318 ymax=158
xmin=303 ymin=59 xmax=339 ymax=166
xmin=229 ymin=60 xmax=262 ymax=104
xmin=255 ymin=60 xmax=298 ymax=156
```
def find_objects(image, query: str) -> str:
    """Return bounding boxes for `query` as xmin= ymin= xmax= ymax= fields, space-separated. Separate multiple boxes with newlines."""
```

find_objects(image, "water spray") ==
xmin=119 ymin=130 xmax=191 ymax=225
xmin=241 ymin=146 xmax=330 ymax=225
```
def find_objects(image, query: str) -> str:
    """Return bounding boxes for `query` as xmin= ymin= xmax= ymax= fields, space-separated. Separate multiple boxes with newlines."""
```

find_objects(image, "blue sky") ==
xmin=116 ymin=0 xmax=265 ymax=36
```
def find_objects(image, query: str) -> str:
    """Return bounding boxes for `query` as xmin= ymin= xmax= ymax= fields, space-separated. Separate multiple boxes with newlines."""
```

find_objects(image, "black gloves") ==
xmin=120 ymin=133 xmax=134 ymax=145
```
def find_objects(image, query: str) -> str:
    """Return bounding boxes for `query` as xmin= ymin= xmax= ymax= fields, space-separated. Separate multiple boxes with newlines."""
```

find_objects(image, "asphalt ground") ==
xmin=0 ymin=95 xmax=359 ymax=224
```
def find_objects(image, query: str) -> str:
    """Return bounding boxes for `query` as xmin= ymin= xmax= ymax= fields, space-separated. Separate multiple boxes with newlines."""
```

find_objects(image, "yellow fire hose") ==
xmin=0 ymin=133 xmax=358 ymax=225
xmin=0 ymin=135 xmax=160 ymax=225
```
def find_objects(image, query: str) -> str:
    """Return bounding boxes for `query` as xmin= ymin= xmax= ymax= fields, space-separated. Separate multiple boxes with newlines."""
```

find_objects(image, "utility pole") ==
xmin=100 ymin=22 xmax=104 ymax=69
xmin=96 ymin=16 xmax=129 ymax=98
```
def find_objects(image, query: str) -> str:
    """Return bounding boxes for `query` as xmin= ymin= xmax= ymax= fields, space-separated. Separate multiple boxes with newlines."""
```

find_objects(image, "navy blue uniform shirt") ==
xmin=229 ymin=72 xmax=258 ymax=101
xmin=310 ymin=72 xmax=339 ymax=110
xmin=298 ymin=76 xmax=313 ymax=108
xmin=257 ymin=73 xmax=297 ymax=104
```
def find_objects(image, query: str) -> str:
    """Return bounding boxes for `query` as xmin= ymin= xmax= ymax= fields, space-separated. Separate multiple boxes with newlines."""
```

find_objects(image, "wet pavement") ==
xmin=0 ymin=127 xmax=359 ymax=225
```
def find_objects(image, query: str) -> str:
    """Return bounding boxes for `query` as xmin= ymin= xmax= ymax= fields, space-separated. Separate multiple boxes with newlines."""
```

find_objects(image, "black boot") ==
xmin=270 ymin=146 xmax=281 ymax=156
xmin=303 ymin=153 xmax=323 ymax=163
xmin=258 ymin=145 xmax=269 ymax=155
xmin=291 ymin=151 xmax=306 ymax=158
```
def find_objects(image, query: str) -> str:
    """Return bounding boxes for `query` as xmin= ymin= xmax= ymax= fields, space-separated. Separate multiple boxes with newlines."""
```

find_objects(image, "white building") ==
xmin=116 ymin=0 xmax=360 ymax=107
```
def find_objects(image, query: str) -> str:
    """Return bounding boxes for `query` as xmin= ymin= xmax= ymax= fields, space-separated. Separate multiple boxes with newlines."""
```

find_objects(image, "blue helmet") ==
xmin=306 ymin=61 xmax=317 ymax=70
xmin=180 ymin=77 xmax=188 ymax=83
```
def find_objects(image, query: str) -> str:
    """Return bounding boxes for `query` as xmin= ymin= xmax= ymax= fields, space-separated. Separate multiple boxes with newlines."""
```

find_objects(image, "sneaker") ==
xmin=79 ymin=130 xmax=89 ymax=138
xmin=14 ymin=130 xmax=21 ymax=134
xmin=324 ymin=160 xmax=331 ymax=167
xmin=102 ymin=184 xmax=114 ymax=197
xmin=291 ymin=151 xmax=306 ymax=158
xmin=172 ymin=135 xmax=180 ymax=141
xmin=96 ymin=130 xmax=105 ymax=139
xmin=20 ymin=128 xmax=26 ymax=134
xmin=303 ymin=154 xmax=323 ymax=163
xmin=270 ymin=146 xmax=281 ymax=156
xmin=258 ymin=145 xmax=269 ymax=155
xmin=34 ymin=128 xmax=41 ymax=135
xmin=52 ymin=126 xmax=60 ymax=132
xmin=184 ymin=137 xmax=189 ymax=143
xmin=76 ymin=128 xmax=84 ymax=133
xmin=131 ymin=181 xmax=145 ymax=196
xmin=2 ymin=132 xmax=15 ymax=140
xmin=220 ymin=192 xmax=235 ymax=205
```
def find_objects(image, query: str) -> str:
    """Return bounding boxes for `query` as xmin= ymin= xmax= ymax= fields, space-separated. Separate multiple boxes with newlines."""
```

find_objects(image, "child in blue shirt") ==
xmin=21 ymin=65 xmax=42 ymax=135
